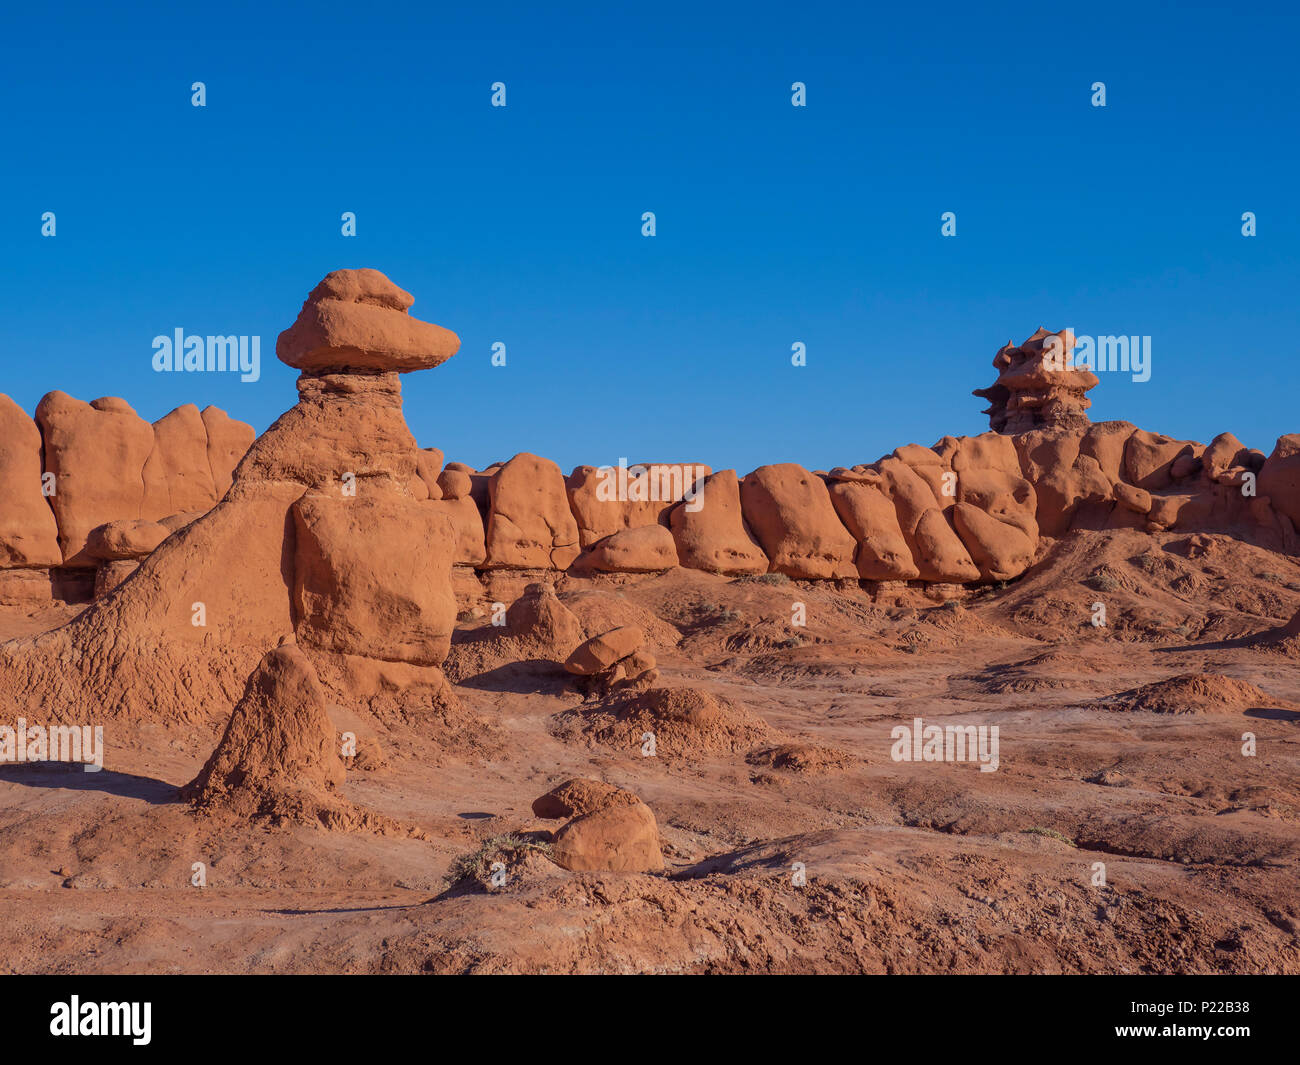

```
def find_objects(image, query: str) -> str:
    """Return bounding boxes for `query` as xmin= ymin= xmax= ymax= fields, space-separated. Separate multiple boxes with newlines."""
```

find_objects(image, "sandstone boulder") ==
xmin=0 ymin=394 xmax=61 ymax=568
xmin=826 ymin=479 xmax=919 ymax=580
xmin=550 ymin=798 xmax=664 ymax=873
xmin=565 ymin=626 xmax=647 ymax=676
xmin=1124 ymin=430 xmax=1195 ymax=490
xmin=506 ymin=583 xmax=585 ymax=660
xmin=581 ymin=524 xmax=678 ymax=573
xmin=276 ymin=268 xmax=461 ymax=374
xmin=567 ymin=463 xmax=709 ymax=549
xmin=1015 ymin=428 xmax=1110 ymax=536
xmin=952 ymin=502 xmax=1036 ymax=581
xmin=35 ymin=392 xmax=155 ymax=567
xmin=872 ymin=457 xmax=979 ymax=581
xmin=1203 ymin=432 xmax=1249 ymax=482
xmin=739 ymin=463 xmax=857 ymax=579
xmin=85 ymin=519 xmax=170 ymax=560
xmin=1114 ymin=483 xmax=1153 ymax=515
xmin=532 ymin=778 xmax=640 ymax=820
xmin=484 ymin=453 xmax=580 ymax=570
xmin=292 ymin=490 xmax=458 ymax=665
xmin=668 ymin=469 xmax=768 ymax=575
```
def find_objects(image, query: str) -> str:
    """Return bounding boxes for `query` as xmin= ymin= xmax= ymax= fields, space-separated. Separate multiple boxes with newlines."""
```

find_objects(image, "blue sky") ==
xmin=2 ymin=1 xmax=1296 ymax=473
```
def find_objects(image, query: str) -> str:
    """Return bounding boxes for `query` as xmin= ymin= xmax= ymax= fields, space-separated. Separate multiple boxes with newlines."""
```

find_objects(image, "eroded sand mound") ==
xmin=745 ymin=743 xmax=854 ymax=774
xmin=551 ymin=684 xmax=774 ymax=757
xmin=1100 ymin=672 xmax=1286 ymax=715
xmin=182 ymin=644 xmax=345 ymax=821
xmin=183 ymin=642 xmax=422 ymax=834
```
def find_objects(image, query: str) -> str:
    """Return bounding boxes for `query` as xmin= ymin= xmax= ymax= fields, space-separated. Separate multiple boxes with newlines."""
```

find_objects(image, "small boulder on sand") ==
xmin=531 ymin=778 xmax=642 ymax=820
xmin=532 ymin=778 xmax=663 ymax=873
xmin=564 ymin=625 xmax=657 ymax=695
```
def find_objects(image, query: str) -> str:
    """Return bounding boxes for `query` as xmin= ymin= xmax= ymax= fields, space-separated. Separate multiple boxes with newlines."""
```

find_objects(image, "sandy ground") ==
xmin=1 ymin=527 xmax=1298 ymax=974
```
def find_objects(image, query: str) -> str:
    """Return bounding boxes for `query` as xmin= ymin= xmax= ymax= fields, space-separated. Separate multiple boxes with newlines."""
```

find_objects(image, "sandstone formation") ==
xmin=276 ymin=267 xmax=460 ymax=374
xmin=141 ymin=403 xmax=219 ymax=519
xmin=580 ymin=524 xmax=678 ymax=573
xmin=566 ymin=463 xmax=709 ymax=549
xmin=85 ymin=518 xmax=171 ymax=600
xmin=669 ymin=469 xmax=768 ymax=575
xmin=532 ymin=777 xmax=641 ymax=820
xmin=973 ymin=328 xmax=1098 ymax=434
xmin=0 ymin=394 xmax=61 ymax=568
xmin=432 ymin=467 xmax=487 ymax=565
xmin=739 ymin=463 xmax=857 ymax=579
xmin=1260 ymin=434 xmax=1300 ymax=529
xmin=564 ymin=626 xmax=657 ymax=696
xmin=35 ymin=393 xmax=156 ymax=567
xmin=181 ymin=643 xmax=346 ymax=821
xmin=505 ymin=583 xmax=585 ymax=661
xmin=1 ymin=391 xmax=252 ymax=574
xmin=85 ymin=519 xmax=170 ymax=561
xmin=485 ymin=453 xmax=580 ymax=570
xmin=2 ymin=310 xmax=1295 ymax=610
xmin=539 ymin=780 xmax=665 ymax=874
xmin=826 ymin=476 xmax=919 ymax=580
xmin=4 ymin=286 xmax=1300 ymax=752
xmin=0 ymin=268 xmax=462 ymax=724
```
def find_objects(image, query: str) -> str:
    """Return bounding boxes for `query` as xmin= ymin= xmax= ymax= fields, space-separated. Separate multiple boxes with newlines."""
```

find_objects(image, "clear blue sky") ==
xmin=2 ymin=1 xmax=1296 ymax=473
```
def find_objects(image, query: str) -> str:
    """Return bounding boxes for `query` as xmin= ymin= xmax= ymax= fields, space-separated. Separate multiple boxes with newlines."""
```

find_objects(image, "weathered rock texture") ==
xmin=26 ymin=393 xmax=253 ymax=569
xmin=974 ymin=328 xmax=1098 ymax=434
xmin=0 ymin=394 xmax=61 ymax=568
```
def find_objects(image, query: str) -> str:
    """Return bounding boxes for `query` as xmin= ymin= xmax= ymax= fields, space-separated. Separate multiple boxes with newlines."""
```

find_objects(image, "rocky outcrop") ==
xmin=1 ymin=390 xmax=253 ymax=575
xmin=505 ymin=583 xmax=585 ymax=661
xmin=0 ymin=394 xmax=61 ymax=568
xmin=579 ymin=525 xmax=678 ymax=573
xmin=7 ymin=283 xmax=1300 ymax=744
xmin=739 ymin=464 xmax=857 ymax=579
xmin=669 ymin=469 xmax=768 ymax=575
xmin=276 ymin=267 xmax=460 ymax=374
xmin=974 ymin=328 xmax=1098 ymax=434
xmin=826 ymin=474 xmax=919 ymax=580
xmin=566 ymin=462 xmax=709 ymax=549
xmin=1260 ymin=434 xmax=1300 ymax=530
xmin=35 ymin=393 xmax=156 ymax=567
xmin=0 ymin=268 xmax=462 ymax=725
xmin=485 ymin=453 xmax=581 ymax=570
xmin=564 ymin=626 xmax=657 ymax=696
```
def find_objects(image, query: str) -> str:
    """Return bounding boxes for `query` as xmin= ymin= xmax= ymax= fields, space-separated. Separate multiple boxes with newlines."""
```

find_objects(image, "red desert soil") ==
xmin=1 ymin=527 xmax=1298 ymax=974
